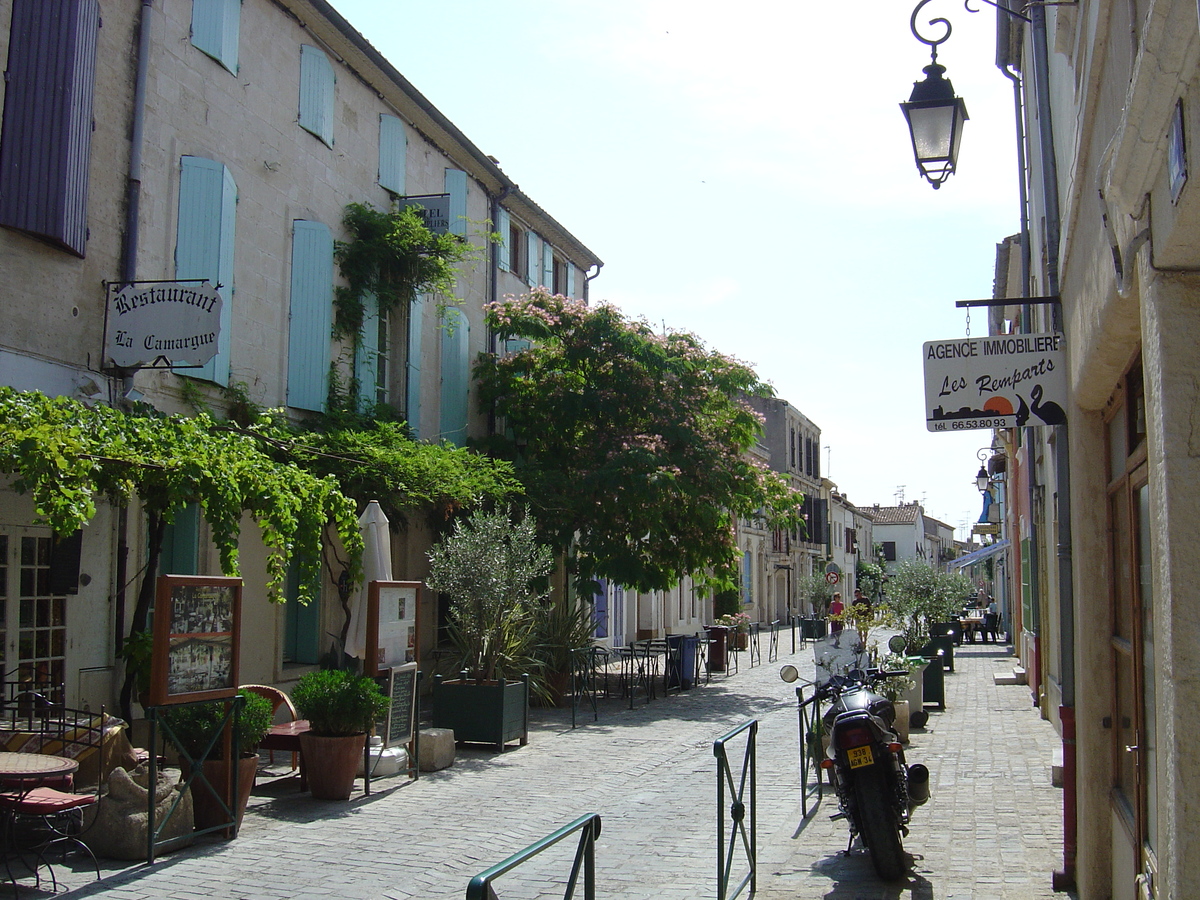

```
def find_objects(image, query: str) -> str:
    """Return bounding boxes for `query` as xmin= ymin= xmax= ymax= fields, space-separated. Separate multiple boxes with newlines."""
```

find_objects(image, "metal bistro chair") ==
xmin=0 ymin=704 xmax=107 ymax=891
xmin=693 ymin=631 xmax=712 ymax=685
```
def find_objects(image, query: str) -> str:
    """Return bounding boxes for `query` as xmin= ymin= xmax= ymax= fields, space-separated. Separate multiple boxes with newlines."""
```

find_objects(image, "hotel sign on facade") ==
xmin=923 ymin=333 xmax=1067 ymax=432
xmin=106 ymin=281 xmax=223 ymax=368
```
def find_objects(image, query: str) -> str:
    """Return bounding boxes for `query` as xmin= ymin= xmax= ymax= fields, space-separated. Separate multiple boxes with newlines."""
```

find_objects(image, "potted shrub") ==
xmin=426 ymin=508 xmax=552 ymax=749
xmin=530 ymin=599 xmax=597 ymax=707
xmin=161 ymin=691 xmax=273 ymax=832
xmin=292 ymin=669 xmax=388 ymax=800
xmin=715 ymin=612 xmax=751 ymax=650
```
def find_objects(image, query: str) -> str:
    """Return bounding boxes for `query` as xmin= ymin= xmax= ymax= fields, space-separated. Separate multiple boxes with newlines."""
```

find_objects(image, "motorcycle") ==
xmin=781 ymin=663 xmax=930 ymax=881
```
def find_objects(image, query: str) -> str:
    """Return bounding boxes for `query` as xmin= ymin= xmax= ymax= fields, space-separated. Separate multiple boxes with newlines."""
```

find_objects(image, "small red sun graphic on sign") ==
xmin=983 ymin=397 xmax=1014 ymax=415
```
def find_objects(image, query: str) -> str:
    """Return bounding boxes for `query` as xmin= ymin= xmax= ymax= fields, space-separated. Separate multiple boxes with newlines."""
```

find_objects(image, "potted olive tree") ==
xmin=292 ymin=669 xmax=388 ymax=800
xmin=161 ymin=691 xmax=273 ymax=832
xmin=426 ymin=508 xmax=552 ymax=749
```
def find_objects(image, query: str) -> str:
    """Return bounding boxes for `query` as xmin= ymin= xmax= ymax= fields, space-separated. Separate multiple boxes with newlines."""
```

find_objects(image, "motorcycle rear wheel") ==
xmin=853 ymin=765 xmax=908 ymax=881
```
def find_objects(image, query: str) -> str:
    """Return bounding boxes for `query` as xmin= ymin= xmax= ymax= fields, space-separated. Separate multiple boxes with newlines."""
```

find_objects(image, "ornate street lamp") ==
xmin=901 ymin=0 xmax=969 ymax=188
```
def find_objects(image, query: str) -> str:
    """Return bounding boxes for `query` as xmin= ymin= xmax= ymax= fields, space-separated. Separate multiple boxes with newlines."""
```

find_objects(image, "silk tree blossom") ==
xmin=476 ymin=290 xmax=804 ymax=594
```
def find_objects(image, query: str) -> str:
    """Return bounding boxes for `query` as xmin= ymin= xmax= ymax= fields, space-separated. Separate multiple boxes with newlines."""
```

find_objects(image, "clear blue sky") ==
xmin=333 ymin=0 xmax=1019 ymax=538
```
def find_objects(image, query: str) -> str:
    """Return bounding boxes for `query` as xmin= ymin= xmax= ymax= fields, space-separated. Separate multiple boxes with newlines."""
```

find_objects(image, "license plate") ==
xmin=847 ymin=745 xmax=874 ymax=769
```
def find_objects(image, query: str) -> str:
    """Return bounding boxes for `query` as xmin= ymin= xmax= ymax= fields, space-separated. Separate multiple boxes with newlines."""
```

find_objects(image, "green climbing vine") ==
xmin=0 ymin=386 xmax=362 ymax=603
xmin=332 ymin=202 xmax=484 ymax=340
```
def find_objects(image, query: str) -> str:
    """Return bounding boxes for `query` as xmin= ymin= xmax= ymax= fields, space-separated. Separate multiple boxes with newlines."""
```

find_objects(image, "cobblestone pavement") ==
xmin=48 ymin=636 xmax=1074 ymax=899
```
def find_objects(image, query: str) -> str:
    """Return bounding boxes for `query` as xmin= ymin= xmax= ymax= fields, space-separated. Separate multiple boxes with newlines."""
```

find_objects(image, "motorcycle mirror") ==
xmin=888 ymin=634 xmax=907 ymax=654
xmin=779 ymin=664 xmax=800 ymax=683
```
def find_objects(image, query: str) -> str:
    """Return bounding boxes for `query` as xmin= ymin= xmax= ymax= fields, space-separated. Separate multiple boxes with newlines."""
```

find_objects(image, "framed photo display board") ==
xmin=148 ymin=575 xmax=242 ymax=706
xmin=364 ymin=581 xmax=421 ymax=678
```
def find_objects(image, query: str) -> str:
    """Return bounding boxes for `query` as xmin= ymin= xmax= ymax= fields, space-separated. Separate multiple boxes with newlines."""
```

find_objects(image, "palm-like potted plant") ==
xmin=292 ymin=669 xmax=388 ymax=800
xmin=425 ymin=508 xmax=552 ymax=749
xmin=530 ymin=598 xmax=597 ymax=707
xmin=161 ymin=691 xmax=273 ymax=831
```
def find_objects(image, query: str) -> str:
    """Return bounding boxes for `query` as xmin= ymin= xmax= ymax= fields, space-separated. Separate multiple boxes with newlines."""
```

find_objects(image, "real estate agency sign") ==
xmin=923 ymin=333 xmax=1067 ymax=431
xmin=106 ymin=280 xmax=223 ymax=368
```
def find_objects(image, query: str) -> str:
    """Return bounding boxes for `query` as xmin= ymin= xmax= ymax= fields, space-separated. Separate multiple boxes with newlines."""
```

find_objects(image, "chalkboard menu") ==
xmin=383 ymin=663 xmax=419 ymax=749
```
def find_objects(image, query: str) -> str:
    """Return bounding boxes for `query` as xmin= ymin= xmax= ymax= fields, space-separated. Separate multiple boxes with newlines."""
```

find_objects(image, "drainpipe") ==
xmin=113 ymin=0 xmax=154 ymax=674
xmin=997 ymin=6 xmax=1037 ymax=671
xmin=1026 ymin=3 xmax=1077 ymax=889
xmin=583 ymin=263 xmax=603 ymax=304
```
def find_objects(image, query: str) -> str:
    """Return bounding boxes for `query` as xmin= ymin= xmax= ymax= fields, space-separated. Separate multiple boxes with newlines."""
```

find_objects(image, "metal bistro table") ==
xmin=0 ymin=751 xmax=80 ymax=890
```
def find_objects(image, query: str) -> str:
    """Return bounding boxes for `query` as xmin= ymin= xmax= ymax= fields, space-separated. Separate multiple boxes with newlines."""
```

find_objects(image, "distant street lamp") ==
xmin=900 ymin=0 xmax=969 ymax=188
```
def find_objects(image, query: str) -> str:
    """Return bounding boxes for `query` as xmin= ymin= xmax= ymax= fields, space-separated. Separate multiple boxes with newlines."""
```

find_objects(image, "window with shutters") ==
xmin=175 ymin=157 xmax=237 ymax=385
xmin=356 ymin=295 xmax=407 ymax=412
xmin=0 ymin=0 xmax=100 ymax=257
xmin=191 ymin=0 xmax=240 ymax=74
xmin=287 ymin=220 xmax=334 ymax=412
xmin=298 ymin=45 xmax=335 ymax=146
xmin=438 ymin=307 xmax=469 ymax=446
xmin=505 ymin=218 xmax=525 ymax=278
xmin=378 ymin=115 xmax=407 ymax=195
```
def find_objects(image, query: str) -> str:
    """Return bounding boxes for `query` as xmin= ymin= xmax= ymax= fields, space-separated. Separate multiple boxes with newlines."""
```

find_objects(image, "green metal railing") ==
xmin=795 ymin=685 xmax=825 ymax=818
xmin=713 ymin=719 xmax=756 ymax=900
xmin=465 ymin=813 xmax=602 ymax=900
xmin=146 ymin=695 xmax=244 ymax=863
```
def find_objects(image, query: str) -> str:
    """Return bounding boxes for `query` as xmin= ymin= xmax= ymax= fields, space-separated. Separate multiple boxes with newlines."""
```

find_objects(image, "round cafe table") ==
xmin=0 ymin=752 xmax=78 ymax=786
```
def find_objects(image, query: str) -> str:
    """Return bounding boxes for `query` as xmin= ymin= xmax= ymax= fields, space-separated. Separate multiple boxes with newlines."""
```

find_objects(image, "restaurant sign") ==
xmin=923 ymin=332 xmax=1067 ymax=432
xmin=107 ymin=281 xmax=223 ymax=368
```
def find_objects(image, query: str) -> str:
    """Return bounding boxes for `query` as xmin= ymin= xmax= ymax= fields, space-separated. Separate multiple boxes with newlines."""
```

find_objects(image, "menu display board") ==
xmin=149 ymin=575 xmax=242 ymax=706
xmin=364 ymin=581 xmax=421 ymax=678
xmin=383 ymin=663 xmax=419 ymax=749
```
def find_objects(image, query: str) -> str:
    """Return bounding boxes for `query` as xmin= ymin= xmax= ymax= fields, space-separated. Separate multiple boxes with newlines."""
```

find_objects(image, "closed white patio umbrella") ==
xmin=346 ymin=500 xmax=393 ymax=661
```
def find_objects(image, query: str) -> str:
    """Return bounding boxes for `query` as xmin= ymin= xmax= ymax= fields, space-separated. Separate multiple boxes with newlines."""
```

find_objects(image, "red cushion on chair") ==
xmin=4 ymin=786 xmax=96 ymax=814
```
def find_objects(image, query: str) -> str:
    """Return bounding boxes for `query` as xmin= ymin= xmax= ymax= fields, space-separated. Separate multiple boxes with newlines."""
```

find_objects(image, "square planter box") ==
xmin=432 ymin=674 xmax=529 ymax=752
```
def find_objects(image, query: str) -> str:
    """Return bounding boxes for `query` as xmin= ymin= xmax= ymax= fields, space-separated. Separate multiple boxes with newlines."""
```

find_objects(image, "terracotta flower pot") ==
xmin=298 ymin=732 xmax=366 ymax=800
xmin=182 ymin=754 xmax=258 ymax=833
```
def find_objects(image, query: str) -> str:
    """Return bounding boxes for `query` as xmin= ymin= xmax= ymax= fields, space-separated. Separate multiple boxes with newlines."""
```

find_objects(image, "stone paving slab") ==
xmin=41 ymin=638 xmax=1074 ymax=899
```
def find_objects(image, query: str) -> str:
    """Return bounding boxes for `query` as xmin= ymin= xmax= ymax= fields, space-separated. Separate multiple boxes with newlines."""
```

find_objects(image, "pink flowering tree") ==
xmin=475 ymin=288 xmax=804 ymax=595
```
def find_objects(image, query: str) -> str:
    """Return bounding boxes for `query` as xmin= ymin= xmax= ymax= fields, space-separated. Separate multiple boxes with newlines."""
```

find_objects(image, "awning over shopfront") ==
xmin=948 ymin=539 xmax=1010 ymax=569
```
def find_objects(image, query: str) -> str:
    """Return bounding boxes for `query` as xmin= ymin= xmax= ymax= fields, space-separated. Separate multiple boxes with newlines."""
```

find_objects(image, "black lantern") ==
xmin=901 ymin=62 xmax=968 ymax=189
xmin=975 ymin=464 xmax=990 ymax=493
xmin=902 ymin=0 xmax=969 ymax=189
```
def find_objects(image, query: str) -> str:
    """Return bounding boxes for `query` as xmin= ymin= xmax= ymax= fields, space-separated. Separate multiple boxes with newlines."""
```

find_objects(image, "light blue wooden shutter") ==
xmin=378 ymin=115 xmax=406 ymax=194
xmin=160 ymin=503 xmax=200 ymax=576
xmin=542 ymin=242 xmax=554 ymax=290
xmin=445 ymin=168 xmax=467 ymax=237
xmin=355 ymin=292 xmax=380 ymax=411
xmin=497 ymin=207 xmax=511 ymax=271
xmin=439 ymin=307 xmax=469 ymax=446
xmin=526 ymin=231 xmax=539 ymax=287
xmin=567 ymin=264 xmax=576 ymax=299
xmin=299 ymin=45 xmax=334 ymax=146
xmin=191 ymin=0 xmax=240 ymax=74
xmin=407 ymin=296 xmax=424 ymax=438
xmin=284 ymin=558 xmax=321 ymax=664
xmin=287 ymin=220 xmax=334 ymax=411
xmin=176 ymin=156 xmax=236 ymax=385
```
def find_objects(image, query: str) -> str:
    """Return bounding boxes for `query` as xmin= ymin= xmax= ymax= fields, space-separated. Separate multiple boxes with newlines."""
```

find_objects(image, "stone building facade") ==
xmin=0 ymin=0 xmax=598 ymax=706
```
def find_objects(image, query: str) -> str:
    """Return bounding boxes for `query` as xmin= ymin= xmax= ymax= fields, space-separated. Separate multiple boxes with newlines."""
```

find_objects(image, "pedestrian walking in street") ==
xmin=829 ymin=591 xmax=844 ymax=634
